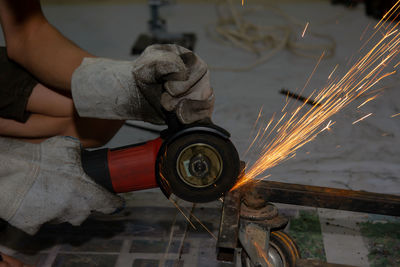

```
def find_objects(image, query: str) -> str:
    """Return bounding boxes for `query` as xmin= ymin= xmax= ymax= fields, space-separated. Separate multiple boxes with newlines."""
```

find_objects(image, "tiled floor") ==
xmin=1 ymin=193 xmax=399 ymax=267
xmin=0 ymin=197 xmax=231 ymax=267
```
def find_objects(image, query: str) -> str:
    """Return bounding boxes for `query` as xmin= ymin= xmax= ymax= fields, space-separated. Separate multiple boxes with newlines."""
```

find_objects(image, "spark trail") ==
xmin=233 ymin=1 xmax=400 ymax=190
xmin=302 ymin=22 xmax=310 ymax=38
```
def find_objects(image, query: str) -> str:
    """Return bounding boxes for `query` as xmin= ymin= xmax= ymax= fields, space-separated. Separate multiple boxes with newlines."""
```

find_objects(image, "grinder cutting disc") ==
xmin=158 ymin=132 xmax=240 ymax=203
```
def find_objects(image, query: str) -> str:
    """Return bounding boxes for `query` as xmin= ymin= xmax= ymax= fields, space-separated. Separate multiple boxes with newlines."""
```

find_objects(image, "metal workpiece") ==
xmin=217 ymin=190 xmax=242 ymax=262
xmin=241 ymin=191 xmax=288 ymax=230
xmin=216 ymin=178 xmax=400 ymax=266
xmin=252 ymin=181 xmax=400 ymax=216
xmin=295 ymin=259 xmax=358 ymax=267
xmin=217 ymin=183 xmax=293 ymax=266
xmin=238 ymin=196 xmax=291 ymax=267
xmin=240 ymin=205 xmax=288 ymax=231
xmin=240 ymin=203 xmax=278 ymax=221
xmin=243 ymin=190 xmax=268 ymax=210
xmin=238 ymin=220 xmax=271 ymax=267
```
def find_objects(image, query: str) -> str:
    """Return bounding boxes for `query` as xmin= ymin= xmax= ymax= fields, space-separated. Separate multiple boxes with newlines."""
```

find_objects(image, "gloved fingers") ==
xmin=176 ymin=95 xmax=215 ymax=124
xmin=42 ymin=137 xmax=125 ymax=216
xmin=65 ymin=210 xmax=91 ymax=226
xmin=161 ymin=71 xmax=212 ymax=111
xmin=133 ymin=45 xmax=188 ymax=85
xmin=50 ymin=187 xmax=123 ymax=227
xmin=148 ymin=43 xmax=191 ymax=55
xmin=84 ymin=186 xmax=125 ymax=215
xmin=19 ymin=224 xmax=40 ymax=236
xmin=164 ymin=52 xmax=208 ymax=97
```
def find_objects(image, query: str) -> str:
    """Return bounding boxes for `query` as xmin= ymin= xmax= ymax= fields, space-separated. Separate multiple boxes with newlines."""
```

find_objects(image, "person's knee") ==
xmin=5 ymin=17 xmax=47 ymax=63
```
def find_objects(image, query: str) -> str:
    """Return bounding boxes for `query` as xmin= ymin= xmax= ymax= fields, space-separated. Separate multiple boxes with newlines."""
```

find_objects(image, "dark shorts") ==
xmin=0 ymin=47 xmax=37 ymax=122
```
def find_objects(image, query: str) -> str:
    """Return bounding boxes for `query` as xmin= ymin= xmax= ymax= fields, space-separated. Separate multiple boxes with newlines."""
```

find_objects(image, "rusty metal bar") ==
xmin=217 ymin=190 xmax=241 ymax=262
xmin=296 ymin=259 xmax=358 ymax=267
xmin=254 ymin=181 xmax=400 ymax=217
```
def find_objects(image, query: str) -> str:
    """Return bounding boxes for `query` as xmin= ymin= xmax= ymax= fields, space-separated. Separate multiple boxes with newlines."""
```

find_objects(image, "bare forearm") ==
xmin=0 ymin=0 xmax=93 ymax=91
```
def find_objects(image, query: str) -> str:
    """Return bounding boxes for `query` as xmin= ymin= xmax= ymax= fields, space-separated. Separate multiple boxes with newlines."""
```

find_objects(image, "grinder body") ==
xmin=82 ymin=122 xmax=240 ymax=203
xmin=82 ymin=138 xmax=163 ymax=193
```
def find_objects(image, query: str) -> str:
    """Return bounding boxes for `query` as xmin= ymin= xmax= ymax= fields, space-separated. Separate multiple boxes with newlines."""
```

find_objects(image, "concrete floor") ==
xmin=0 ymin=1 xmax=399 ymax=266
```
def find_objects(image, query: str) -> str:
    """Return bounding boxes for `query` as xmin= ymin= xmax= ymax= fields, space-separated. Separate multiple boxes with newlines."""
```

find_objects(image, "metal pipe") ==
xmin=254 ymin=181 xmax=400 ymax=216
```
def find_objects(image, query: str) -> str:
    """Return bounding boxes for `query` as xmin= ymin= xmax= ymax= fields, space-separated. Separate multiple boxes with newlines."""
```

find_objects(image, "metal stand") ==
xmin=131 ymin=0 xmax=196 ymax=54
xmin=218 ymin=189 xmax=297 ymax=267
xmin=216 ymin=179 xmax=400 ymax=266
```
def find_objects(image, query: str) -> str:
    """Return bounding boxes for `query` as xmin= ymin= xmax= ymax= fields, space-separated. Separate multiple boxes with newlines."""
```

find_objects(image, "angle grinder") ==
xmin=81 ymin=113 xmax=241 ymax=203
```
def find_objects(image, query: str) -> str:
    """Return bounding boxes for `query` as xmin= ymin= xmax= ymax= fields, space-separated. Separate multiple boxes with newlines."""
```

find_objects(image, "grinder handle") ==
xmin=81 ymin=138 xmax=164 ymax=193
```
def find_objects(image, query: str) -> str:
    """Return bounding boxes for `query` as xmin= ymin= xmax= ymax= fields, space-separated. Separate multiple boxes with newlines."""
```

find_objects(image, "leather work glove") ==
xmin=0 ymin=136 xmax=124 ymax=235
xmin=71 ymin=44 xmax=214 ymax=124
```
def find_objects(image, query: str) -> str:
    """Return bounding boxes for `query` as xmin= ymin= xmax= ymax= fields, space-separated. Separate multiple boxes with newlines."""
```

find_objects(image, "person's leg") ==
xmin=26 ymin=83 xmax=74 ymax=117
xmin=0 ymin=113 xmax=73 ymax=139
xmin=0 ymin=83 xmax=124 ymax=148
xmin=0 ymin=252 xmax=33 ymax=267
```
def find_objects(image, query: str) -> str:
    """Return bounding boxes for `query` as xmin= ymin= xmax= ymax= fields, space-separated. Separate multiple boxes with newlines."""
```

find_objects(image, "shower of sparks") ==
xmin=391 ymin=112 xmax=400 ymax=117
xmin=232 ymin=0 xmax=400 ymax=190
xmin=302 ymin=22 xmax=310 ymax=38
xmin=352 ymin=113 xmax=373 ymax=125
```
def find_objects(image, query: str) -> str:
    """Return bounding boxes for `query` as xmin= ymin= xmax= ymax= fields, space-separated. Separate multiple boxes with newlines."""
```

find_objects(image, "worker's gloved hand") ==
xmin=72 ymin=44 xmax=214 ymax=124
xmin=0 ymin=136 xmax=124 ymax=235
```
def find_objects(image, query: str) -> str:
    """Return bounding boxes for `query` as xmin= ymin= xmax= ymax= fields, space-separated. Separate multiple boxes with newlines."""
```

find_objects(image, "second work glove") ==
xmin=71 ymin=44 xmax=214 ymax=124
xmin=0 ymin=136 xmax=124 ymax=235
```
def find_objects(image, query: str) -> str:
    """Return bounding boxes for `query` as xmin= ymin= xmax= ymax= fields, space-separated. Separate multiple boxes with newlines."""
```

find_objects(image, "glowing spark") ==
xmin=320 ymin=120 xmax=335 ymax=132
xmin=352 ymin=113 xmax=373 ymax=125
xmin=233 ymin=0 xmax=400 ymax=190
xmin=302 ymin=22 xmax=309 ymax=38
xmin=391 ymin=112 xmax=400 ymax=117
xmin=242 ymin=0 xmax=244 ymax=6
xmin=190 ymin=214 xmax=217 ymax=240
xmin=302 ymin=51 xmax=325 ymax=93
xmin=169 ymin=198 xmax=197 ymax=230
xmin=386 ymin=29 xmax=398 ymax=38
xmin=360 ymin=22 xmax=371 ymax=41
xmin=375 ymin=0 xmax=400 ymax=29
xmin=180 ymin=205 xmax=217 ymax=240
xmin=328 ymin=64 xmax=339 ymax=79
xmin=357 ymin=95 xmax=379 ymax=108
xmin=253 ymin=242 xmax=273 ymax=267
